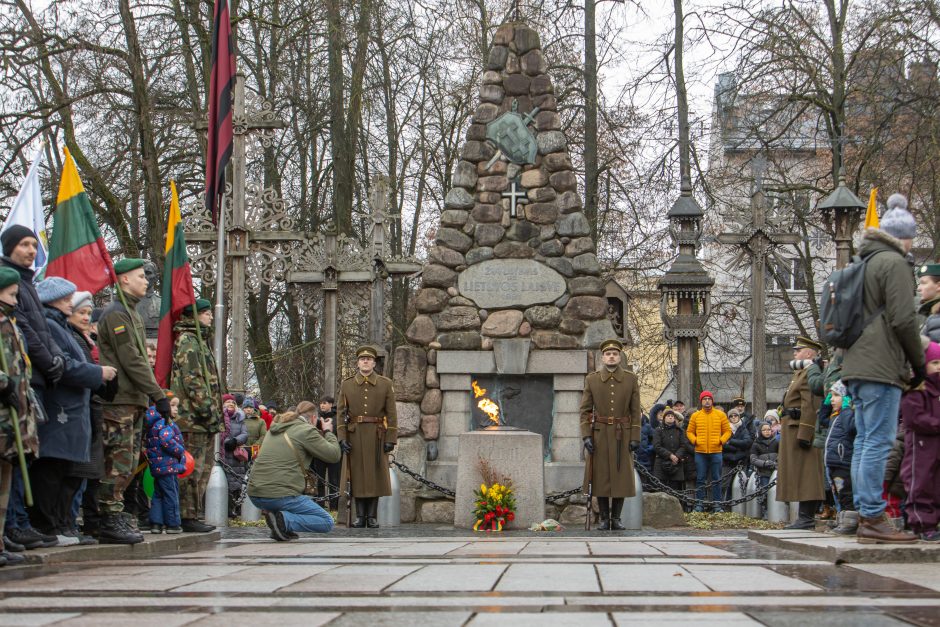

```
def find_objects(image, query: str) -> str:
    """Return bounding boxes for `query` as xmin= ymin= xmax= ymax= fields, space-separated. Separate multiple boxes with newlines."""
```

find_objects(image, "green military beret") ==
xmin=356 ymin=345 xmax=378 ymax=359
xmin=183 ymin=298 xmax=212 ymax=316
xmin=599 ymin=338 xmax=623 ymax=352
xmin=0 ymin=267 xmax=19 ymax=289
xmin=113 ymin=258 xmax=145 ymax=275
xmin=918 ymin=263 xmax=940 ymax=278
xmin=793 ymin=336 xmax=823 ymax=352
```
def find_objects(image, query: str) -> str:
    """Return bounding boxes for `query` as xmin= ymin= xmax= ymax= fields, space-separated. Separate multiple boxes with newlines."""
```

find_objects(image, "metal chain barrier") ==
xmin=217 ymin=455 xmax=343 ymax=507
xmin=635 ymin=463 xmax=776 ymax=510
xmin=392 ymin=460 xmax=456 ymax=498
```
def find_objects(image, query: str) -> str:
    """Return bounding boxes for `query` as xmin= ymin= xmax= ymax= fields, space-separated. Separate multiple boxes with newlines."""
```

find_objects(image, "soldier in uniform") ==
xmin=170 ymin=298 xmax=221 ymax=533
xmin=96 ymin=258 xmax=170 ymax=544
xmin=580 ymin=339 xmax=641 ymax=530
xmin=337 ymin=346 xmax=397 ymax=528
xmin=0 ymin=267 xmax=39 ymax=565
xmin=778 ymin=336 xmax=826 ymax=529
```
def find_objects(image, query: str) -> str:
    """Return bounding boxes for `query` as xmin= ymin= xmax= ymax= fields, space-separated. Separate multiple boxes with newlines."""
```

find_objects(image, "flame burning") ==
xmin=472 ymin=380 xmax=500 ymax=425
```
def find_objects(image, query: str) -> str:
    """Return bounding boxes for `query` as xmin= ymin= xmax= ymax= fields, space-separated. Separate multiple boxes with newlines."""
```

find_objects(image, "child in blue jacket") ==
xmin=823 ymin=380 xmax=857 ymax=535
xmin=145 ymin=394 xmax=186 ymax=533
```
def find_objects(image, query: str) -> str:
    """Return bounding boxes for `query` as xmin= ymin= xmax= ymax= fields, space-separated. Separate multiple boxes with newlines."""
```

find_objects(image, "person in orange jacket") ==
xmin=686 ymin=391 xmax=731 ymax=512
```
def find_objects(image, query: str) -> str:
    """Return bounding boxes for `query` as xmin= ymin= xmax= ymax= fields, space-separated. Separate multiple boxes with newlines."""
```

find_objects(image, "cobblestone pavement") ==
xmin=1 ymin=525 xmax=939 ymax=626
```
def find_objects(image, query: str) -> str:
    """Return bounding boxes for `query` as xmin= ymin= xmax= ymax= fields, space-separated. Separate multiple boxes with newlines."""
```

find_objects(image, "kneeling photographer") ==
xmin=247 ymin=405 xmax=341 ymax=541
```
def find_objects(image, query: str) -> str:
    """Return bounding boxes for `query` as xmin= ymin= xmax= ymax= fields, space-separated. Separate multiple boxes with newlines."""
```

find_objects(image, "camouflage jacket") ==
xmin=170 ymin=319 xmax=222 ymax=433
xmin=0 ymin=310 xmax=39 ymax=461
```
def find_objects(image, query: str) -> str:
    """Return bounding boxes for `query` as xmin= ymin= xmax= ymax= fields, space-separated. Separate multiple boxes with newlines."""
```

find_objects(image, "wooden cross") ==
xmin=288 ymin=175 xmax=421 ymax=396
xmin=502 ymin=178 xmax=529 ymax=218
xmin=188 ymin=72 xmax=298 ymax=392
xmin=717 ymin=155 xmax=801 ymax=413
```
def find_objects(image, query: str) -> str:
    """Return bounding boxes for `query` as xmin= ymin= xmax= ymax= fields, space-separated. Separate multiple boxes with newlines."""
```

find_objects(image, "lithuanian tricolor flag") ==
xmin=155 ymin=181 xmax=196 ymax=388
xmin=46 ymin=147 xmax=116 ymax=293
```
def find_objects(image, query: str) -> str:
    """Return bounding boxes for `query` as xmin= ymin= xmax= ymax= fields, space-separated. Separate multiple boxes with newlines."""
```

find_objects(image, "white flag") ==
xmin=1 ymin=148 xmax=48 ymax=272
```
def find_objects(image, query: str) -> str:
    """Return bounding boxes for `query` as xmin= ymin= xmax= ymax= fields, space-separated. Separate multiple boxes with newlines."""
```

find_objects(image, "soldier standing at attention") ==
xmin=170 ymin=298 xmax=221 ymax=533
xmin=96 ymin=259 xmax=170 ymax=544
xmin=779 ymin=336 xmax=826 ymax=530
xmin=337 ymin=346 xmax=397 ymax=528
xmin=580 ymin=339 xmax=641 ymax=530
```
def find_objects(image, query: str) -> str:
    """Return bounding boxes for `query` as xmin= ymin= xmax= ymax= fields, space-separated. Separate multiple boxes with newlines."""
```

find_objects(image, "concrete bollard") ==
xmin=377 ymin=464 xmax=401 ymax=528
xmin=621 ymin=469 xmax=643 ymax=530
xmin=240 ymin=492 xmax=262 ymax=522
xmin=766 ymin=471 xmax=790 ymax=523
xmin=789 ymin=501 xmax=800 ymax=523
xmin=731 ymin=470 xmax=748 ymax=516
xmin=745 ymin=472 xmax=761 ymax=519
xmin=204 ymin=462 xmax=229 ymax=528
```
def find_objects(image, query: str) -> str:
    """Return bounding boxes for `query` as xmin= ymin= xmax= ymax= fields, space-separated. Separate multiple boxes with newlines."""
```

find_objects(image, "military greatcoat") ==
xmin=337 ymin=372 xmax=398 ymax=498
xmin=580 ymin=367 xmax=642 ymax=497
xmin=777 ymin=366 xmax=825 ymax=502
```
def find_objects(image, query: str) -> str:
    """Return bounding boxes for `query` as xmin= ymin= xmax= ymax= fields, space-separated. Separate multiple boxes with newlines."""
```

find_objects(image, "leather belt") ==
xmin=353 ymin=416 xmax=382 ymax=423
xmin=594 ymin=416 xmax=627 ymax=425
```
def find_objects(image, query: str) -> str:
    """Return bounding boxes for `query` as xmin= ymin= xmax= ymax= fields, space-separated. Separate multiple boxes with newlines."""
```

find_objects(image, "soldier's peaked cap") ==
xmin=600 ymin=338 xmax=623 ymax=352
xmin=356 ymin=345 xmax=378 ymax=359
xmin=732 ymin=396 xmax=746 ymax=405
xmin=793 ymin=336 xmax=823 ymax=352
xmin=113 ymin=258 xmax=146 ymax=275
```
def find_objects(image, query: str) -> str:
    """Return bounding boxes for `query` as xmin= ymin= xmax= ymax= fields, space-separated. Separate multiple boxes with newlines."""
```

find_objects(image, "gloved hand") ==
xmin=155 ymin=397 xmax=172 ymax=420
xmin=909 ymin=364 xmax=928 ymax=390
xmin=582 ymin=437 xmax=594 ymax=455
xmin=340 ymin=440 xmax=352 ymax=454
xmin=223 ymin=437 xmax=237 ymax=452
xmin=797 ymin=438 xmax=812 ymax=450
xmin=0 ymin=378 xmax=19 ymax=410
xmin=383 ymin=442 xmax=394 ymax=453
xmin=47 ymin=355 xmax=64 ymax=384
xmin=629 ymin=440 xmax=640 ymax=452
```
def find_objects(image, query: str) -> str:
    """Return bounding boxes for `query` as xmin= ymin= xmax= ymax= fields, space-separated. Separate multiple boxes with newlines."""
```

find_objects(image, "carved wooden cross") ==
xmin=188 ymin=72 xmax=299 ymax=392
xmin=717 ymin=156 xmax=801 ymax=412
xmin=288 ymin=175 xmax=421 ymax=396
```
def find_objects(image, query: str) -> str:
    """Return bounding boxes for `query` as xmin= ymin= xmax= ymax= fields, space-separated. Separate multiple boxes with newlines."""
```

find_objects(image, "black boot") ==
xmin=351 ymin=499 xmax=367 ymax=528
xmin=785 ymin=500 xmax=820 ymax=530
xmin=596 ymin=498 xmax=611 ymax=530
xmin=610 ymin=498 xmax=626 ymax=530
xmin=97 ymin=514 xmax=143 ymax=545
xmin=367 ymin=498 xmax=379 ymax=528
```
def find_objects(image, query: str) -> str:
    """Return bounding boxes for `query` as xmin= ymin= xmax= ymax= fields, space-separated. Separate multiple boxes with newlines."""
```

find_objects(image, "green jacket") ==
xmin=97 ymin=292 xmax=164 ymax=408
xmin=0 ymin=310 xmax=39 ymax=461
xmin=842 ymin=229 xmax=925 ymax=387
xmin=247 ymin=419 xmax=340 ymax=499
xmin=170 ymin=319 xmax=221 ymax=433
xmin=807 ymin=351 xmax=843 ymax=397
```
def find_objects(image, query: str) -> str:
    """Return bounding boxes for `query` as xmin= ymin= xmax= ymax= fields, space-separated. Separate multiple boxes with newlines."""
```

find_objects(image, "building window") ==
xmin=766 ymin=258 xmax=806 ymax=292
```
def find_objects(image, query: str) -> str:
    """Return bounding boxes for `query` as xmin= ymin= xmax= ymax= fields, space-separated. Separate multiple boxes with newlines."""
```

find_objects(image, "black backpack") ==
xmin=818 ymin=251 xmax=886 ymax=349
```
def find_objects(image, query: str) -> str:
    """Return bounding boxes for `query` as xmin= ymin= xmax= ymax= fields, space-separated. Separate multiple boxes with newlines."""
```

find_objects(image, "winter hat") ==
xmin=764 ymin=409 xmax=779 ymax=421
xmin=36 ymin=277 xmax=77 ymax=304
xmin=1 ymin=225 xmax=37 ymax=257
xmin=880 ymin=194 xmax=917 ymax=240
xmin=926 ymin=341 xmax=940 ymax=363
xmin=242 ymin=397 xmax=258 ymax=410
xmin=71 ymin=290 xmax=93 ymax=312
xmin=222 ymin=393 xmax=235 ymax=404
xmin=830 ymin=380 xmax=848 ymax=398
xmin=699 ymin=390 xmax=714 ymax=402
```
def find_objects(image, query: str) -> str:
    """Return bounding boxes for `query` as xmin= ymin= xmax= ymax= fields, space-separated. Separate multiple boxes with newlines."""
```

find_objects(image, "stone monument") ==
xmin=395 ymin=22 xmax=614 ymax=525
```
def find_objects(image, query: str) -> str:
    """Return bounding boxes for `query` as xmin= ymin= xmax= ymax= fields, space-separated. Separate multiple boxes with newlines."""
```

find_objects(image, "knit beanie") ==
xmin=36 ymin=276 xmax=77 ymax=304
xmin=881 ymin=194 xmax=916 ymax=240
xmin=830 ymin=380 xmax=848 ymax=398
xmin=926 ymin=341 xmax=940 ymax=363
xmin=71 ymin=290 xmax=93 ymax=311
xmin=222 ymin=393 xmax=235 ymax=404
xmin=1 ymin=225 xmax=37 ymax=257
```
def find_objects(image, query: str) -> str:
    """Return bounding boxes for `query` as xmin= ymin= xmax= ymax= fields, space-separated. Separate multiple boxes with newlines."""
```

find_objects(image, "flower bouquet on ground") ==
xmin=472 ymin=457 xmax=517 ymax=531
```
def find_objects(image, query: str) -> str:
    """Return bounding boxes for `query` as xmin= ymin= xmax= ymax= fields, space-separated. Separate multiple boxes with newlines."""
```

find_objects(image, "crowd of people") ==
xmin=634 ymin=195 xmax=940 ymax=544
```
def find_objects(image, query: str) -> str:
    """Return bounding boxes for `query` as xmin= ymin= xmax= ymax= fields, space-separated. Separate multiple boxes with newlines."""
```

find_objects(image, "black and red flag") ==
xmin=205 ymin=0 xmax=236 ymax=223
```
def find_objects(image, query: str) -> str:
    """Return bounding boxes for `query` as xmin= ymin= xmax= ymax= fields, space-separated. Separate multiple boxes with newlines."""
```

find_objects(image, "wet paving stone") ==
xmin=0 ymin=524 xmax=937 ymax=623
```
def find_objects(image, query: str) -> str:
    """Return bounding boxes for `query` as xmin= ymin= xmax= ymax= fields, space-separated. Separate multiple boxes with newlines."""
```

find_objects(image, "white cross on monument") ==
xmin=502 ymin=178 xmax=529 ymax=218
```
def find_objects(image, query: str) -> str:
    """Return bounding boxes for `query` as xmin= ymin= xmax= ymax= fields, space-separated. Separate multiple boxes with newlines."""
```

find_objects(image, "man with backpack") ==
xmin=840 ymin=194 xmax=924 ymax=544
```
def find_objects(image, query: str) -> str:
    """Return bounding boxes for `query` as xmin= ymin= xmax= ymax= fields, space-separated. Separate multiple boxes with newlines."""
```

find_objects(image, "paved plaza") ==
xmin=1 ymin=526 xmax=939 ymax=626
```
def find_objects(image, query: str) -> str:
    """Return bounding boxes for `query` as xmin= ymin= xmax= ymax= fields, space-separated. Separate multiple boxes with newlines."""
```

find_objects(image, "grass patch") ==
xmin=684 ymin=511 xmax=787 ymax=530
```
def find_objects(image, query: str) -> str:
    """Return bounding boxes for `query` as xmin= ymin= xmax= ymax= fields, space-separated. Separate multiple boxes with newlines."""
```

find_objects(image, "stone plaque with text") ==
xmin=458 ymin=259 xmax=566 ymax=308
